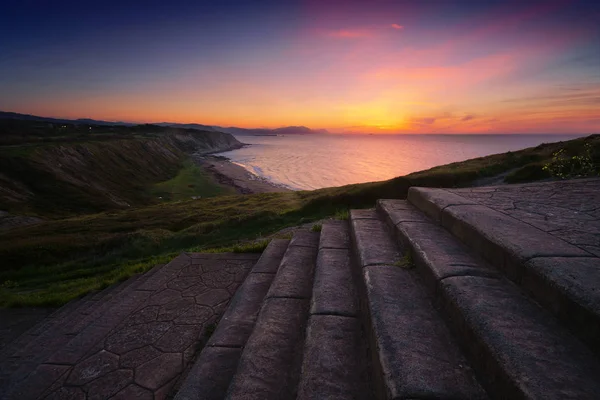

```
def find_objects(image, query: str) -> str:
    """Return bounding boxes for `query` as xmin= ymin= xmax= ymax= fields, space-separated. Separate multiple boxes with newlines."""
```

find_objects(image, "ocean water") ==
xmin=218 ymin=134 xmax=585 ymax=190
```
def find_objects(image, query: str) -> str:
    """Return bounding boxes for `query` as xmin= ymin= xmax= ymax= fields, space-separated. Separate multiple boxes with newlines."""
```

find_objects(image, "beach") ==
xmin=194 ymin=155 xmax=290 ymax=194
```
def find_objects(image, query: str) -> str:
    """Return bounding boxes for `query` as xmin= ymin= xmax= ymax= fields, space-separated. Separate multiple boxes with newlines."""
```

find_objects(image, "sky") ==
xmin=1 ymin=0 xmax=599 ymax=134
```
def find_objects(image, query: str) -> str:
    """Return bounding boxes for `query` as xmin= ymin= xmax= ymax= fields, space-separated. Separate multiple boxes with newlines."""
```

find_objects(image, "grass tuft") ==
xmin=394 ymin=253 xmax=414 ymax=269
xmin=333 ymin=209 xmax=350 ymax=220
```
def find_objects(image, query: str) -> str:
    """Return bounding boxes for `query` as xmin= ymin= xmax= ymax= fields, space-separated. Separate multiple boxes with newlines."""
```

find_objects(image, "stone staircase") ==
xmin=2 ymin=179 xmax=600 ymax=399
xmin=175 ymin=181 xmax=600 ymax=400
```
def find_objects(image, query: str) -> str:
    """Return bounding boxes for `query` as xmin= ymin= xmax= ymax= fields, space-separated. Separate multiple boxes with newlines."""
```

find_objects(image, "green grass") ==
xmin=311 ymin=223 xmax=322 ymax=232
xmin=333 ymin=209 xmax=350 ymax=220
xmin=151 ymin=160 xmax=234 ymax=201
xmin=0 ymin=134 xmax=598 ymax=307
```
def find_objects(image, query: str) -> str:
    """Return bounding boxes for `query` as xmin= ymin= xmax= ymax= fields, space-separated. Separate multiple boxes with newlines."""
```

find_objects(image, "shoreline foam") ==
xmin=192 ymin=154 xmax=291 ymax=194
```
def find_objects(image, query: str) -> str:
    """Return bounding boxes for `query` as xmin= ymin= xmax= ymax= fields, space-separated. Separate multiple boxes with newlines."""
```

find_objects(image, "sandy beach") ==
xmin=193 ymin=155 xmax=290 ymax=194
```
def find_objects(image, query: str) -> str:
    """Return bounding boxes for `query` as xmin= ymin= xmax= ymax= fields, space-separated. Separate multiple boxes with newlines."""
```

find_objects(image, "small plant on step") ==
xmin=311 ymin=223 xmax=322 ymax=232
xmin=232 ymin=239 xmax=270 ymax=253
xmin=334 ymin=209 xmax=350 ymax=220
xmin=394 ymin=253 xmax=414 ymax=269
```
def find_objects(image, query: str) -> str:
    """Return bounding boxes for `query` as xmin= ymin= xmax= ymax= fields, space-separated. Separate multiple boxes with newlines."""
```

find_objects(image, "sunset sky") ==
xmin=1 ymin=0 xmax=599 ymax=133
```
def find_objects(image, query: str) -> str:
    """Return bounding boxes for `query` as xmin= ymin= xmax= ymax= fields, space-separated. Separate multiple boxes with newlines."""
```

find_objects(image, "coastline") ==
xmin=192 ymin=154 xmax=291 ymax=194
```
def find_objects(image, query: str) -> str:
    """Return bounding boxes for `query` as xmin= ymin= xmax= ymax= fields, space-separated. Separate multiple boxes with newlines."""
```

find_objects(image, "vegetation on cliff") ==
xmin=0 ymin=133 xmax=598 ymax=307
xmin=0 ymin=119 xmax=243 ymax=216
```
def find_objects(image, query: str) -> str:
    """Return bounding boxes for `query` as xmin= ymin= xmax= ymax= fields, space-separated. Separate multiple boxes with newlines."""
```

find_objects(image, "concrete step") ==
xmin=297 ymin=221 xmax=370 ymax=399
xmin=224 ymin=231 xmax=319 ymax=400
xmin=377 ymin=199 xmax=600 ymax=399
xmin=407 ymin=185 xmax=600 ymax=355
xmin=174 ymin=239 xmax=290 ymax=400
xmin=1 ymin=253 xmax=259 ymax=400
xmin=350 ymin=209 xmax=487 ymax=399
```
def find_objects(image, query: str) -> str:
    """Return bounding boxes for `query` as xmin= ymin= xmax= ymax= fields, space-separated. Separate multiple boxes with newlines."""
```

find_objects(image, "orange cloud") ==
xmin=391 ymin=24 xmax=403 ymax=30
xmin=366 ymin=52 xmax=519 ymax=93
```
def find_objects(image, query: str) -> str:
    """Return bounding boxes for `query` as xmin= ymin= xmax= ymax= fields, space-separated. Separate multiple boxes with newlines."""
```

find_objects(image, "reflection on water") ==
xmin=218 ymin=134 xmax=584 ymax=190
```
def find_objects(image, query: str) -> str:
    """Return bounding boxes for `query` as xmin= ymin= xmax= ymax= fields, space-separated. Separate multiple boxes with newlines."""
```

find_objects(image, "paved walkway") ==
xmin=446 ymin=178 xmax=600 ymax=257
xmin=1 ymin=253 xmax=259 ymax=400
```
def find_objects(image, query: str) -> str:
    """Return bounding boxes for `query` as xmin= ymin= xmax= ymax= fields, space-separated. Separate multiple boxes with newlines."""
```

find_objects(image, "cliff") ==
xmin=0 ymin=129 xmax=243 ymax=216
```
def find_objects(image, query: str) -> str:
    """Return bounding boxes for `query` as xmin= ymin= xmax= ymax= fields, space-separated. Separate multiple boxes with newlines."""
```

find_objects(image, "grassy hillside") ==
xmin=0 ymin=119 xmax=243 ymax=216
xmin=150 ymin=160 xmax=235 ymax=201
xmin=0 ymin=134 xmax=598 ymax=307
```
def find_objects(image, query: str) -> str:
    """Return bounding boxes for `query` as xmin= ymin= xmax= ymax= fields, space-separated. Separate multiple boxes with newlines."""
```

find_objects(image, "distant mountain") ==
xmin=0 ymin=111 xmax=329 ymax=135
xmin=0 ymin=111 xmax=135 ymax=126
xmin=156 ymin=122 xmax=217 ymax=131
xmin=218 ymin=125 xmax=328 ymax=136
xmin=75 ymin=118 xmax=134 ymax=126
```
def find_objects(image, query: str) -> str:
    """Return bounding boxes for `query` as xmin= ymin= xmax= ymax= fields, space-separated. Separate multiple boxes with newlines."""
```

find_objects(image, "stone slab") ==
xmin=289 ymin=230 xmax=320 ymax=248
xmin=2 ymin=273 xmax=152 ymax=397
xmin=351 ymin=214 xmax=401 ymax=267
xmin=310 ymin=248 xmax=358 ymax=317
xmin=64 ymin=274 xmax=147 ymax=335
xmin=524 ymin=256 xmax=600 ymax=354
xmin=441 ymin=204 xmax=590 ymax=281
xmin=319 ymin=220 xmax=350 ymax=250
xmin=297 ymin=315 xmax=367 ymax=400
xmin=187 ymin=253 xmax=261 ymax=260
xmin=137 ymin=254 xmax=192 ymax=291
xmin=174 ymin=347 xmax=242 ymax=400
xmin=0 ymin=307 xmax=55 ymax=355
xmin=394 ymin=220 xmax=500 ymax=293
xmin=226 ymin=297 xmax=309 ymax=400
xmin=440 ymin=275 xmax=600 ymax=399
xmin=47 ymin=289 xmax=153 ymax=364
xmin=363 ymin=265 xmax=485 ymax=399
xmin=250 ymin=239 xmax=289 ymax=274
xmin=377 ymin=199 xmax=434 ymax=225
xmin=266 ymin=245 xmax=317 ymax=299
xmin=3 ymin=253 xmax=257 ymax=400
xmin=349 ymin=208 xmax=379 ymax=220
xmin=207 ymin=273 xmax=275 ymax=347
xmin=446 ymin=179 xmax=600 ymax=253
xmin=408 ymin=187 xmax=478 ymax=222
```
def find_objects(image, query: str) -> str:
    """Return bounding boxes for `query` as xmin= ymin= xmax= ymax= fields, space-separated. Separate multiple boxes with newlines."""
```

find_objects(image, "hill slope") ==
xmin=0 ymin=120 xmax=243 ymax=216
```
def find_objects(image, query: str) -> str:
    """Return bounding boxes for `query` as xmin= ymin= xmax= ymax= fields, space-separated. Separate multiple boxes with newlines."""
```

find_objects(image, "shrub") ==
xmin=543 ymin=143 xmax=598 ymax=179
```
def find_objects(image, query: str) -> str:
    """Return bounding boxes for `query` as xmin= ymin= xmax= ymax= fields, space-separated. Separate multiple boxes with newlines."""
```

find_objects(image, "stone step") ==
xmin=297 ymin=221 xmax=370 ymax=399
xmin=377 ymin=199 xmax=600 ymax=399
xmin=350 ymin=209 xmax=487 ymax=399
xmin=1 ymin=253 xmax=259 ymax=400
xmin=224 ymin=231 xmax=319 ymax=400
xmin=407 ymin=186 xmax=600 ymax=355
xmin=174 ymin=239 xmax=290 ymax=400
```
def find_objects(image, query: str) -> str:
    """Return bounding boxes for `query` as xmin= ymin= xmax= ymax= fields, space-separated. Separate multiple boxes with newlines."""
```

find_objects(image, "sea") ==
xmin=217 ymin=134 xmax=586 ymax=190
